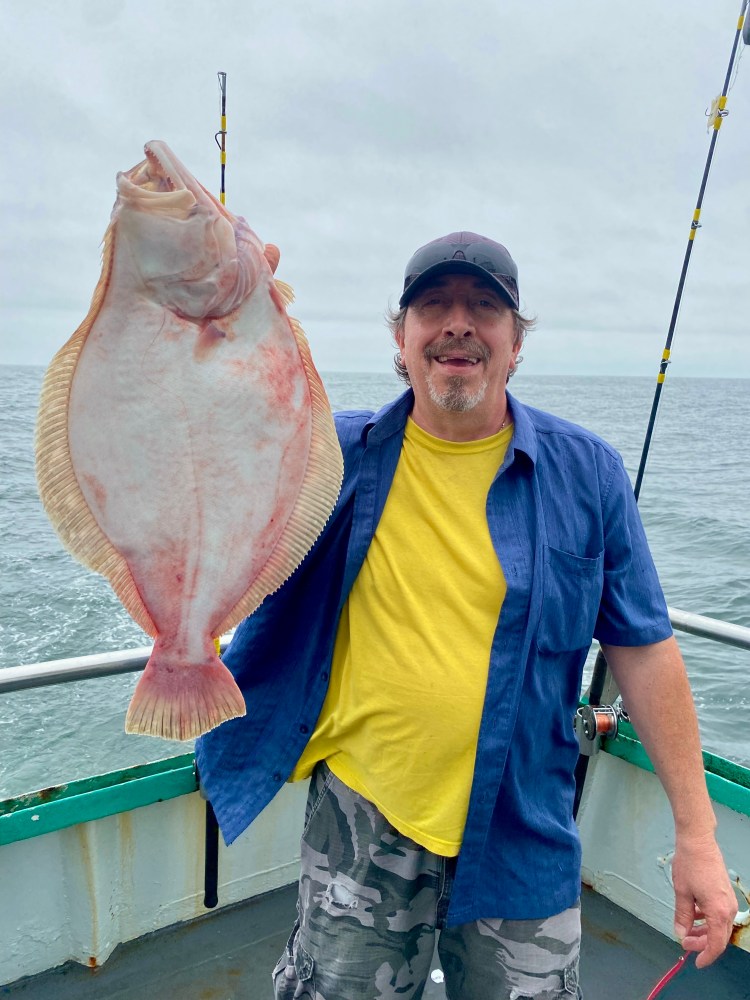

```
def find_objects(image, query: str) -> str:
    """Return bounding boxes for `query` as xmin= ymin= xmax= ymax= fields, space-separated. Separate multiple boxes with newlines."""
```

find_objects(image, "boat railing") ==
xmin=1 ymin=606 xmax=748 ymax=694
xmin=0 ymin=636 xmax=234 ymax=693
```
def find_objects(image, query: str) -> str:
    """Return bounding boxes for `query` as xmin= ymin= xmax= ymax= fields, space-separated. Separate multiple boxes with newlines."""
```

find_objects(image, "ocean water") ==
xmin=1 ymin=364 xmax=748 ymax=798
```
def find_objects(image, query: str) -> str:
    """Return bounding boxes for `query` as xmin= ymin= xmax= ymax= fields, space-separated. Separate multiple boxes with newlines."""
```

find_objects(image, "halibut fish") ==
xmin=35 ymin=141 xmax=343 ymax=741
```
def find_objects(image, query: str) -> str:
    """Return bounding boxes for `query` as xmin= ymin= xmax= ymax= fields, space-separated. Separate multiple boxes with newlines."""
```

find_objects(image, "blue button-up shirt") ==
xmin=196 ymin=389 xmax=672 ymax=923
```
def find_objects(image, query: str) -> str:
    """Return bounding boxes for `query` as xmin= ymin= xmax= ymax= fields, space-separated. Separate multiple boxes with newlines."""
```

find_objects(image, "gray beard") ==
xmin=426 ymin=371 xmax=489 ymax=412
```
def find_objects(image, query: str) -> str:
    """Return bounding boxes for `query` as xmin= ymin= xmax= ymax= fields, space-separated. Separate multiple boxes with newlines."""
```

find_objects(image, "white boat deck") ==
xmin=4 ymin=884 xmax=750 ymax=999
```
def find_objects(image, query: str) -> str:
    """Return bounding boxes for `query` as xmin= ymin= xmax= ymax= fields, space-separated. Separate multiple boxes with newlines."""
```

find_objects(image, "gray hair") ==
xmin=385 ymin=303 xmax=536 ymax=386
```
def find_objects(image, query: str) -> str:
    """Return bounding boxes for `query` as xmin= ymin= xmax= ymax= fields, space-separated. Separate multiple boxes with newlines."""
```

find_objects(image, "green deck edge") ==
xmin=603 ymin=725 xmax=750 ymax=817
xmin=0 ymin=754 xmax=197 ymax=846
xmin=1 ymin=724 xmax=749 ymax=847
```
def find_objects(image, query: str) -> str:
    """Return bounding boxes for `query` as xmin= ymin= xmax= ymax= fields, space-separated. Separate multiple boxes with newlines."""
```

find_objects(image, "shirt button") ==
xmin=299 ymin=724 xmax=309 ymax=735
xmin=321 ymin=672 xmax=329 ymax=682
xmin=272 ymin=772 xmax=282 ymax=782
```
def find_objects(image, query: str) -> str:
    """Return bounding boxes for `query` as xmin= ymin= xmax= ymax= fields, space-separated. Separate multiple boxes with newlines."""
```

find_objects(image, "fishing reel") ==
xmin=574 ymin=701 xmax=629 ymax=756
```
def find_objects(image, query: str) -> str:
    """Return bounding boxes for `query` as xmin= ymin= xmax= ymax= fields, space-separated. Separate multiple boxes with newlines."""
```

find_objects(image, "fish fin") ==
xmin=215 ymin=315 xmax=344 ymax=635
xmin=273 ymin=279 xmax=295 ymax=306
xmin=35 ymin=225 xmax=157 ymax=638
xmin=125 ymin=637 xmax=246 ymax=740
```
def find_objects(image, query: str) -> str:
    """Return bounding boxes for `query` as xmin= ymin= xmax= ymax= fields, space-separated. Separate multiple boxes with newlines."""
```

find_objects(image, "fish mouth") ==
xmin=123 ymin=142 xmax=188 ymax=194
xmin=118 ymin=140 xmax=233 ymax=220
xmin=139 ymin=146 xmax=181 ymax=193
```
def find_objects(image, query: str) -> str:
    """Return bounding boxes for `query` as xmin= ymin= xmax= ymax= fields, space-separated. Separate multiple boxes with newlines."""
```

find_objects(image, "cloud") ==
xmin=2 ymin=0 xmax=748 ymax=375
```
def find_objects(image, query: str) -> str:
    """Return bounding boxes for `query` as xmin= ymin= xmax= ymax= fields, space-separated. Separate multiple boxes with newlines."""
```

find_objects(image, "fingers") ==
xmin=694 ymin=916 xmax=736 ymax=969
xmin=671 ymin=842 xmax=738 ymax=968
xmin=673 ymin=892 xmax=698 ymax=942
xmin=676 ymin=905 xmax=736 ymax=969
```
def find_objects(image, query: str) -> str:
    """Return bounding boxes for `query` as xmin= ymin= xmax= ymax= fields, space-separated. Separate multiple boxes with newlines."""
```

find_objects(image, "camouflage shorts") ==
xmin=273 ymin=763 xmax=583 ymax=1000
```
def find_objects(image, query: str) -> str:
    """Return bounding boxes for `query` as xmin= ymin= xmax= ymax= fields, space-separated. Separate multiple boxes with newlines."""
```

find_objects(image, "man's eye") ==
xmin=477 ymin=299 xmax=498 ymax=309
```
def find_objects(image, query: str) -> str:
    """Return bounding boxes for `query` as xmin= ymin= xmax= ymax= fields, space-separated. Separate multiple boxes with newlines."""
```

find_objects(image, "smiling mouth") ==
xmin=434 ymin=356 xmax=481 ymax=366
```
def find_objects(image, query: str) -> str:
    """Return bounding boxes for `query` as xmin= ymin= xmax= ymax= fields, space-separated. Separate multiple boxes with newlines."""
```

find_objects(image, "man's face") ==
xmin=396 ymin=273 xmax=521 ymax=436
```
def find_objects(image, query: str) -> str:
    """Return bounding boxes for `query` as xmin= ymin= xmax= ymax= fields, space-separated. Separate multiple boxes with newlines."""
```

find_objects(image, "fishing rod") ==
xmin=574 ymin=2 xmax=748 ymax=817
xmin=634 ymin=0 xmax=749 ymax=500
xmin=576 ymin=14 xmax=748 ymax=988
xmin=202 ymin=70 xmax=229 ymax=911
xmin=216 ymin=71 xmax=228 ymax=205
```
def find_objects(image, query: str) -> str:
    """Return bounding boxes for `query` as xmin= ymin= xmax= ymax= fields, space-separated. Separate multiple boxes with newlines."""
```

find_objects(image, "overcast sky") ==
xmin=2 ymin=0 xmax=749 ymax=376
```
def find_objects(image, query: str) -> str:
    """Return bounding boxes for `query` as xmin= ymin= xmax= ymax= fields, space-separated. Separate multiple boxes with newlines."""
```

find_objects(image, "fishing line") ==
xmin=725 ymin=25 xmax=746 ymax=99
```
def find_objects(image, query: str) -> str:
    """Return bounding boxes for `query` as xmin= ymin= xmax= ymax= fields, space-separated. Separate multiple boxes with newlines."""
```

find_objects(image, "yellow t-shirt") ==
xmin=291 ymin=417 xmax=511 ymax=855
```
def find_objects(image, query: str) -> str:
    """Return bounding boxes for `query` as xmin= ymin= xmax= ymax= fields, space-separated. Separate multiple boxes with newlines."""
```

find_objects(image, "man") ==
xmin=196 ymin=232 xmax=736 ymax=999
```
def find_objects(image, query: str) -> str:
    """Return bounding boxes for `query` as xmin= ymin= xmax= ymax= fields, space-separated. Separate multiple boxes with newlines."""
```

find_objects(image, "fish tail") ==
xmin=125 ymin=637 xmax=246 ymax=741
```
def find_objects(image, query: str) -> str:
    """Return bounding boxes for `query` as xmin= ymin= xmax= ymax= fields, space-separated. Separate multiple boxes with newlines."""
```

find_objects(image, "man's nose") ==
xmin=443 ymin=303 xmax=475 ymax=336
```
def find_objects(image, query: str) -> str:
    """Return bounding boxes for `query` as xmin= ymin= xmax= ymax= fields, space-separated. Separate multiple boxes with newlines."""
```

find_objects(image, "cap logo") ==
xmin=399 ymin=232 xmax=520 ymax=309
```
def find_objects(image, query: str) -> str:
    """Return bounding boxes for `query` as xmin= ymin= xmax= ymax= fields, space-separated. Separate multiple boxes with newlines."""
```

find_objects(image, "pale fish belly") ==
xmin=67 ymin=280 xmax=314 ymax=738
xmin=36 ymin=139 xmax=343 ymax=742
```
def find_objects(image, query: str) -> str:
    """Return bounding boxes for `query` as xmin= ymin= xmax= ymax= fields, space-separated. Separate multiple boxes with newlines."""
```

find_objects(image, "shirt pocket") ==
xmin=537 ymin=545 xmax=604 ymax=653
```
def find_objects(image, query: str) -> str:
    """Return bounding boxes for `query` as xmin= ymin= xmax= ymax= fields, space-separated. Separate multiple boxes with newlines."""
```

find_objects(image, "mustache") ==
xmin=423 ymin=340 xmax=491 ymax=363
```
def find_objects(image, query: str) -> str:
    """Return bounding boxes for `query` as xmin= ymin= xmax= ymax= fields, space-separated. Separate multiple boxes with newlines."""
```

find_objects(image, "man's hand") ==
xmin=602 ymin=638 xmax=738 ymax=968
xmin=672 ymin=833 xmax=737 ymax=968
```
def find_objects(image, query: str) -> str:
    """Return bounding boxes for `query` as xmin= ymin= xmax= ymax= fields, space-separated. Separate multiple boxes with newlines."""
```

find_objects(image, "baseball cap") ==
xmin=399 ymin=231 xmax=519 ymax=310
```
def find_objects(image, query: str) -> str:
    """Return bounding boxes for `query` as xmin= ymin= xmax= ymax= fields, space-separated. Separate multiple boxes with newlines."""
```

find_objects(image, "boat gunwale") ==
xmin=1 ymin=724 xmax=749 ymax=847
xmin=2 ymin=607 xmax=748 ymax=845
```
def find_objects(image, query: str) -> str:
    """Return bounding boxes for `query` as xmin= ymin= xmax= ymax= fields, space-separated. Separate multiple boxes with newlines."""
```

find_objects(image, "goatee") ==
xmin=426 ymin=372 xmax=490 ymax=412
